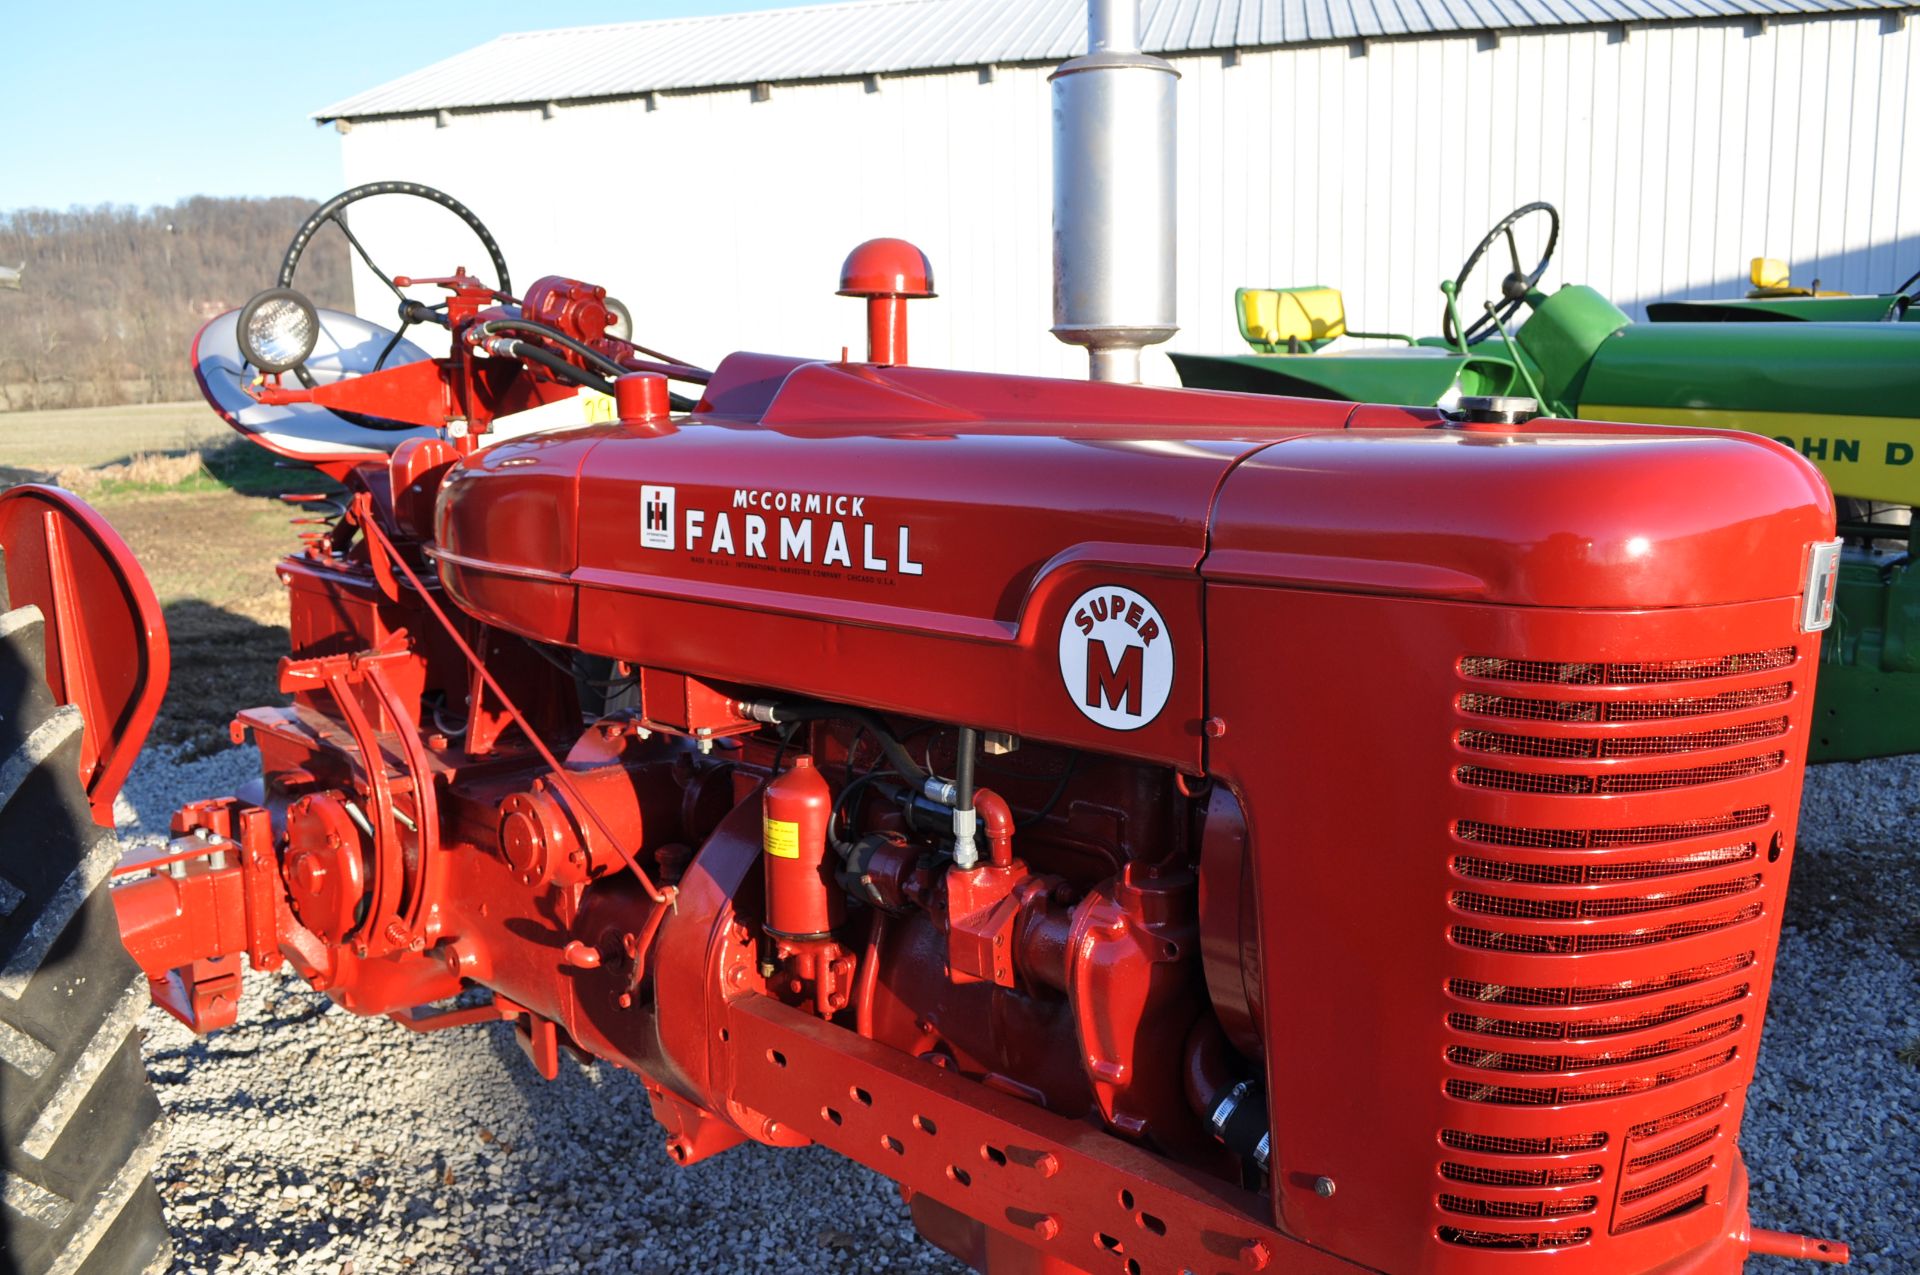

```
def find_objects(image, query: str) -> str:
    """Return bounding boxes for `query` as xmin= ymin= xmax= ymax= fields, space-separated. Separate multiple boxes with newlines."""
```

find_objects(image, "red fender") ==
xmin=0 ymin=485 xmax=168 ymax=824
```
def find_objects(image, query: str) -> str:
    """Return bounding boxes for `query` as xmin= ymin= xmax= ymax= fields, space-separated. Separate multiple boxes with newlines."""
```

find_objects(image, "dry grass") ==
xmin=53 ymin=449 xmax=210 ymax=493
xmin=0 ymin=401 xmax=227 ymax=474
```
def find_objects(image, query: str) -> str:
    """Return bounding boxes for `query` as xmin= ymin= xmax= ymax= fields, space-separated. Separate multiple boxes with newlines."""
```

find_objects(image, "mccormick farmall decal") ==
xmin=641 ymin=485 xmax=923 ymax=579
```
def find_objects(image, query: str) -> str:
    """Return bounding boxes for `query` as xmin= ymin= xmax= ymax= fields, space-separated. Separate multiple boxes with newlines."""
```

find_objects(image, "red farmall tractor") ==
xmin=0 ymin=6 xmax=1860 ymax=1273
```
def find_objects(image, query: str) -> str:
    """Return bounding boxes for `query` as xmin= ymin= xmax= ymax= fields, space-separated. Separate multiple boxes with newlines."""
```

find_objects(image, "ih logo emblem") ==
xmin=641 ymin=485 xmax=675 ymax=550
xmin=1058 ymin=585 xmax=1173 ymax=731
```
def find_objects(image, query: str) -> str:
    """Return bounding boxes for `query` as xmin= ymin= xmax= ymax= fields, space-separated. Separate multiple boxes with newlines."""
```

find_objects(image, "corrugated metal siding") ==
xmin=333 ymin=12 xmax=1920 ymax=386
xmin=314 ymin=0 xmax=1914 ymax=118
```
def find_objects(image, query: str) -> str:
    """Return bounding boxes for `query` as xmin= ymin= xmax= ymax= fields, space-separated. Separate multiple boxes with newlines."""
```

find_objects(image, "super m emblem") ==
xmin=1057 ymin=585 xmax=1173 ymax=731
xmin=641 ymin=485 xmax=676 ymax=550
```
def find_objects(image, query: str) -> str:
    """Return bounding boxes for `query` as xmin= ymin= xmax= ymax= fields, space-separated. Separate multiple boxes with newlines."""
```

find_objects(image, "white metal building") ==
xmin=316 ymin=0 xmax=1920 ymax=383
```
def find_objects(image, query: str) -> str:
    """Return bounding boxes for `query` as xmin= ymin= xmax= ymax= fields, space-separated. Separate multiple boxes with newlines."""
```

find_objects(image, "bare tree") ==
xmin=0 ymin=197 xmax=352 ymax=411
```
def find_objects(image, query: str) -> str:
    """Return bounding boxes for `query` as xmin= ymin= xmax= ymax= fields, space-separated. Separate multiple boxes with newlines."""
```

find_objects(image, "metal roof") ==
xmin=315 ymin=0 xmax=1912 ymax=120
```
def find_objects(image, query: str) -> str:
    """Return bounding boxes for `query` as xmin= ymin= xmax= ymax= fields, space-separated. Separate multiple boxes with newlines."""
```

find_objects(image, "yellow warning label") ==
xmin=765 ymin=817 xmax=800 ymax=859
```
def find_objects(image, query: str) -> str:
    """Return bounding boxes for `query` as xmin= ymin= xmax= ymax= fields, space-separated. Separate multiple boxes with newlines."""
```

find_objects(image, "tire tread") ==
xmin=0 ymin=563 xmax=169 ymax=1275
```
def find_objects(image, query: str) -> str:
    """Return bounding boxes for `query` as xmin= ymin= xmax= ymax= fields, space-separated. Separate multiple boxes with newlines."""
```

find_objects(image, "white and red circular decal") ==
xmin=1057 ymin=585 xmax=1173 ymax=731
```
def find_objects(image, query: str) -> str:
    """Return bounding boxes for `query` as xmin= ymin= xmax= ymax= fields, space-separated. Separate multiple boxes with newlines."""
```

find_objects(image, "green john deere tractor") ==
xmin=1645 ymin=255 xmax=1919 ymax=324
xmin=1172 ymin=202 xmax=1920 ymax=763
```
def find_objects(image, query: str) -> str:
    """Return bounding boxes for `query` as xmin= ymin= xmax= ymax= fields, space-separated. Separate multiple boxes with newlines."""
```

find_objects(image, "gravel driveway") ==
xmin=122 ymin=746 xmax=1919 ymax=1274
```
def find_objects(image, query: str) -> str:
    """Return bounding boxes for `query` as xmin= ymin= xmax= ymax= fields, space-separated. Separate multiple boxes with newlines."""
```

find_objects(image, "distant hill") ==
xmin=0 ymin=197 xmax=350 ymax=412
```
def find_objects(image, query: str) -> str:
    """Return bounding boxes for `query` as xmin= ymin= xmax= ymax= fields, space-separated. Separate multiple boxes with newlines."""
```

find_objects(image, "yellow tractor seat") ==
xmin=1746 ymin=256 xmax=1849 ymax=299
xmin=1235 ymin=286 xmax=1413 ymax=353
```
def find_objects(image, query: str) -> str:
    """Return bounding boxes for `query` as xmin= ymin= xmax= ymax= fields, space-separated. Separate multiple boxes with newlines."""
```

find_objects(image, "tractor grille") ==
xmin=1449 ymin=982 xmax=1749 ymax=1043
xmin=1436 ymin=644 xmax=1802 ymax=1252
xmin=1457 ymin=752 xmax=1786 ymax=795
xmin=1456 ymin=650 xmax=1795 ymax=685
xmin=1452 ymin=843 xmax=1758 ymax=887
xmin=1438 ymin=1225 xmax=1595 ymax=1250
xmin=1441 ymin=1129 xmax=1608 ymax=1156
xmin=1456 ymin=807 xmax=1771 ymax=850
xmin=1458 ymin=683 xmax=1792 ymax=724
xmin=1440 ymin=1192 xmax=1599 ymax=1220
xmin=1458 ymin=718 xmax=1789 ymax=759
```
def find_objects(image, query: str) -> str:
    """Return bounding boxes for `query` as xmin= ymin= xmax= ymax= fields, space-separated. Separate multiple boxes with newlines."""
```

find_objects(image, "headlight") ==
xmin=603 ymin=296 xmax=633 ymax=342
xmin=237 ymin=287 xmax=319 ymax=373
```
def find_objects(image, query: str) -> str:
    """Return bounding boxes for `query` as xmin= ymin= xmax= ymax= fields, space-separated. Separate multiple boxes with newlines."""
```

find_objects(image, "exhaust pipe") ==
xmin=1051 ymin=0 xmax=1179 ymax=383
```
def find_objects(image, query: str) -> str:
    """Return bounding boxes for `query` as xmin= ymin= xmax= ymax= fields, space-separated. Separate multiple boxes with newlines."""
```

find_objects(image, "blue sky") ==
xmin=2 ymin=1 xmax=806 ymax=212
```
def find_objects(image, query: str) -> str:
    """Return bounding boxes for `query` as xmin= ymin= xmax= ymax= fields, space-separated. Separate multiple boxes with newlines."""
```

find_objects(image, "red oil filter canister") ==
xmin=763 ymin=755 xmax=840 ymax=938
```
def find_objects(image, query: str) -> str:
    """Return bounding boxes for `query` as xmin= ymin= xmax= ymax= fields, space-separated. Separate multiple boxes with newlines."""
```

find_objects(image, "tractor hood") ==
xmin=434 ymin=354 xmax=1832 ymax=767
xmin=1575 ymin=321 xmax=1920 ymax=504
xmin=434 ymin=355 xmax=1357 ymax=767
xmin=1579 ymin=321 xmax=1920 ymax=421
xmin=1203 ymin=428 xmax=1834 ymax=609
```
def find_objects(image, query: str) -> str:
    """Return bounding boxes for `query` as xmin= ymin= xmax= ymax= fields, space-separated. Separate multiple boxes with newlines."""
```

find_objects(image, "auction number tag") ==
xmin=580 ymin=390 xmax=617 ymax=424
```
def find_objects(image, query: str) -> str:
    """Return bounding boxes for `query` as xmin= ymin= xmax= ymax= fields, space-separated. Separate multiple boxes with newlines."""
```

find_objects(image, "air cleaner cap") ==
xmin=837 ymin=239 xmax=936 ymax=299
xmin=1450 ymin=395 xmax=1540 ymax=425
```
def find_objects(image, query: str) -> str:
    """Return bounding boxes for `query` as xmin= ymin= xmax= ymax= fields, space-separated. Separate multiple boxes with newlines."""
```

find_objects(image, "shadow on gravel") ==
xmin=153 ymin=599 xmax=289 ymax=759
xmin=142 ymin=999 xmax=333 ymax=1087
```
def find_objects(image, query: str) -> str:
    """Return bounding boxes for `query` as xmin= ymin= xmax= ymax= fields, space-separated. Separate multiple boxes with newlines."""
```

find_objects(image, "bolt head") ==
xmin=290 ymin=852 xmax=327 ymax=893
xmin=1313 ymin=1176 xmax=1336 ymax=1198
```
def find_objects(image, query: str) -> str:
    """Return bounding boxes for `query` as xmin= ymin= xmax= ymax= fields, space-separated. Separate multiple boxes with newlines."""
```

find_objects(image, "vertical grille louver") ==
xmin=1435 ymin=647 xmax=1801 ymax=1253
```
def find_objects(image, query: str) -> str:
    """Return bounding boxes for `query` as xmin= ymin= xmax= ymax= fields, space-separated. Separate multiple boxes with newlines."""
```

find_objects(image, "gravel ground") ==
xmin=117 ymin=745 xmax=1919 ymax=1273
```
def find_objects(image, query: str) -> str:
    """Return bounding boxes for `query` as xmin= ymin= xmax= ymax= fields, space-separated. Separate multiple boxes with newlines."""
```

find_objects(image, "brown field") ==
xmin=0 ymin=402 xmax=331 ymax=754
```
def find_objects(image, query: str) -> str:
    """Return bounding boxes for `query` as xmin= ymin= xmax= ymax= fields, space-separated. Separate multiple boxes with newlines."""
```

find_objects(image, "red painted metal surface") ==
xmin=1749 ymin=1227 xmax=1850 ymax=1263
xmin=0 ymin=484 xmax=168 ymax=824
xmin=725 ymin=995 xmax=1367 ymax=1275
xmin=117 ymin=243 xmax=1856 ymax=1273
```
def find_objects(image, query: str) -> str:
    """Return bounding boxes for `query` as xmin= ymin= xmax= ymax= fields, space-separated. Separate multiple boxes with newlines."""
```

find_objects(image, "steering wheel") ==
xmin=278 ymin=182 xmax=513 ymax=382
xmin=1890 ymin=267 xmax=1920 ymax=321
xmin=1443 ymin=201 xmax=1560 ymax=347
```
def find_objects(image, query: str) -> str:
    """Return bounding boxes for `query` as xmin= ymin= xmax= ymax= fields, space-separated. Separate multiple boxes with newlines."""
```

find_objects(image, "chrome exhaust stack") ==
xmin=1050 ymin=0 xmax=1179 ymax=383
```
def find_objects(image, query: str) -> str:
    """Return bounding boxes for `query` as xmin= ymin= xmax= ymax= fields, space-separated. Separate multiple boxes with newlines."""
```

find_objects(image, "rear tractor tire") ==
xmin=0 ymin=598 xmax=169 ymax=1275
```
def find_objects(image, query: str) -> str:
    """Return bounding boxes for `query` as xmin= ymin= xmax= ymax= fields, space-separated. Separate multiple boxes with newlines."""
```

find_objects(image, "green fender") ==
xmin=1165 ymin=348 xmax=1482 ymax=403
